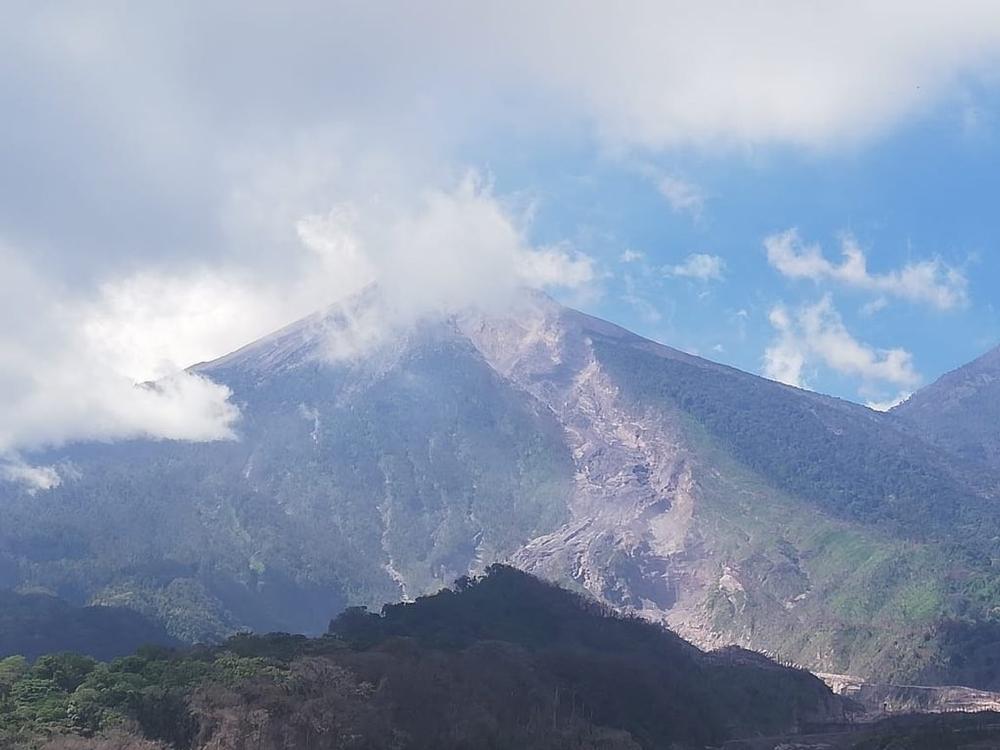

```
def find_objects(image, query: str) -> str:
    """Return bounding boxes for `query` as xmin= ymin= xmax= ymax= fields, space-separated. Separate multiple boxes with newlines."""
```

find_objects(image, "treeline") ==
xmin=0 ymin=566 xmax=846 ymax=749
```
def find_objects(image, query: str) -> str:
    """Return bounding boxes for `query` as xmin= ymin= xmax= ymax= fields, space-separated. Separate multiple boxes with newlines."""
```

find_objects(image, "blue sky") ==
xmin=482 ymin=89 xmax=1000 ymax=407
xmin=2 ymin=3 xmax=1000 ymax=466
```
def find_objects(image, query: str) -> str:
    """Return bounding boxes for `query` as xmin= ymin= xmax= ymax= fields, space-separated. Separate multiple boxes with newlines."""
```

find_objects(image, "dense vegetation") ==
xmin=895 ymin=344 xmax=1000 ymax=472
xmin=0 ymin=567 xmax=845 ymax=750
xmin=0 ymin=647 xmax=270 ymax=749
xmin=3 ymin=301 xmax=1000 ymax=691
xmin=0 ymin=323 xmax=574 ymax=642
xmin=590 ymin=333 xmax=995 ymax=544
xmin=583 ymin=329 xmax=1000 ymax=684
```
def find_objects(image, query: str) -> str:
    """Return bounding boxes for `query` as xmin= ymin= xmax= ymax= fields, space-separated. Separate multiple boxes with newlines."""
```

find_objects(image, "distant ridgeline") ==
xmin=0 ymin=566 xmax=849 ymax=750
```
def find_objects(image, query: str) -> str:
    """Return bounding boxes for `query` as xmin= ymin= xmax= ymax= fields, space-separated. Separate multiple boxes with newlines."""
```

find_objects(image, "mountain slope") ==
xmin=3 ymin=291 xmax=1000 ymax=685
xmin=2 ymin=298 xmax=574 ymax=641
xmin=460 ymin=297 xmax=1000 ymax=681
xmin=894 ymin=344 xmax=1000 ymax=472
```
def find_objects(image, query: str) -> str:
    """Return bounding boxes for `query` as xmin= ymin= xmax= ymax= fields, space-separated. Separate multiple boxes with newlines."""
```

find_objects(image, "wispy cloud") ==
xmin=763 ymin=295 xmax=921 ymax=392
xmin=621 ymin=272 xmax=663 ymax=324
xmin=665 ymin=253 xmax=726 ymax=281
xmin=656 ymin=175 xmax=705 ymax=218
xmin=765 ymin=230 xmax=968 ymax=310
xmin=0 ymin=456 xmax=61 ymax=493
xmin=860 ymin=297 xmax=889 ymax=316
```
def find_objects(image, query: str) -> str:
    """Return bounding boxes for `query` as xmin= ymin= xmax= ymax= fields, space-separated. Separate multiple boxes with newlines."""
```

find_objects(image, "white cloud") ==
xmin=0 ymin=245 xmax=239 ymax=464
xmin=106 ymin=174 xmax=596 ymax=374
xmin=293 ymin=173 xmax=598 ymax=326
xmin=11 ymin=0 xmax=1000 ymax=169
xmin=763 ymin=296 xmax=921 ymax=392
xmin=0 ymin=165 xmax=597 ymax=460
xmin=621 ymin=272 xmax=663 ymax=324
xmin=619 ymin=249 xmax=645 ymax=263
xmin=0 ymin=456 xmax=61 ymax=493
xmin=763 ymin=307 xmax=809 ymax=387
xmin=860 ymin=297 xmax=890 ymax=316
xmin=665 ymin=253 xmax=726 ymax=281
xmin=516 ymin=244 xmax=597 ymax=290
xmin=656 ymin=176 xmax=705 ymax=217
xmin=865 ymin=392 xmax=913 ymax=412
xmin=1 ymin=3 xmax=998 ymax=460
xmin=0 ymin=6 xmax=995 ymax=312
xmin=83 ymin=272 xmax=313 ymax=382
xmin=765 ymin=230 xmax=968 ymax=310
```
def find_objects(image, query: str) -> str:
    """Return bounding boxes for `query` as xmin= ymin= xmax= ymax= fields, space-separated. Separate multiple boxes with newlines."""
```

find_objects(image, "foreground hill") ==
xmin=3 ymin=290 xmax=1000 ymax=685
xmin=0 ymin=567 xmax=848 ymax=749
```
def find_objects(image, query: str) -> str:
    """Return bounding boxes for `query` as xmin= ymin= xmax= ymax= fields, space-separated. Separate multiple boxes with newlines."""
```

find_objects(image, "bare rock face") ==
xmin=455 ymin=299 xmax=812 ymax=658
xmin=820 ymin=672 xmax=1000 ymax=717
xmin=460 ymin=295 xmax=1000 ymax=681
xmin=458 ymin=297 xmax=707 ymax=633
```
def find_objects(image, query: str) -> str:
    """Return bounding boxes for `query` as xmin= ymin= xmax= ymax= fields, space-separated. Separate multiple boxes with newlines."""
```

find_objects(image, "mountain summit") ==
xmin=3 ymin=291 xmax=1000 ymax=686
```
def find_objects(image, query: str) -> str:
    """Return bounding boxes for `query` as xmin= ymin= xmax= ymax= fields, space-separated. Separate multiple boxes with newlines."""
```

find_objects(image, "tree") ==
xmin=0 ymin=656 xmax=28 ymax=702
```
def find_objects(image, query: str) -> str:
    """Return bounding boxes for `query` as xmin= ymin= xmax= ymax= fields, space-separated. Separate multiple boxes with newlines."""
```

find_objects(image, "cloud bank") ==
xmin=0 ymin=174 xmax=596 ymax=476
xmin=4 ymin=2 xmax=1000 ymax=281
xmin=0 ymin=246 xmax=240 ymax=488
xmin=2 ymin=2 xmax=1000 ymax=472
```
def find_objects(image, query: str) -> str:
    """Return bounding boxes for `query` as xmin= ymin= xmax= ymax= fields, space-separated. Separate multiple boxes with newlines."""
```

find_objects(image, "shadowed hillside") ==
xmin=0 ymin=590 xmax=177 ymax=662
xmin=894 ymin=344 xmax=1000 ymax=472
xmin=0 ymin=567 xmax=847 ymax=750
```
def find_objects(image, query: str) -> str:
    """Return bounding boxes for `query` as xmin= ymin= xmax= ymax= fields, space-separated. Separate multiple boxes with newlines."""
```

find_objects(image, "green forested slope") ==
xmin=0 ymin=568 xmax=846 ymax=750
xmin=3 ymin=300 xmax=1000 ymax=689
xmin=0 ymin=324 xmax=573 ymax=642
